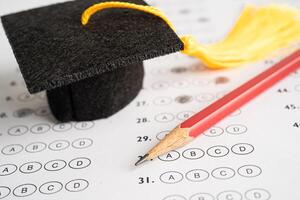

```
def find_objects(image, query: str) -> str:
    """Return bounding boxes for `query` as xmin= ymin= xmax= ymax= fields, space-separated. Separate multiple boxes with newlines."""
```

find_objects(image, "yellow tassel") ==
xmin=82 ymin=2 xmax=300 ymax=69
xmin=181 ymin=4 xmax=300 ymax=68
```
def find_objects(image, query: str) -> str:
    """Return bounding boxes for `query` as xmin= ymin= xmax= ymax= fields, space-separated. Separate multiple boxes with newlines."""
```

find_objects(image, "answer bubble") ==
xmin=10 ymin=81 xmax=17 ymax=86
xmin=231 ymin=143 xmax=254 ymax=155
xmin=34 ymin=106 xmax=51 ymax=116
xmin=13 ymin=184 xmax=37 ymax=197
xmin=193 ymin=80 xmax=210 ymax=86
xmin=179 ymin=9 xmax=190 ymax=14
xmin=39 ymin=181 xmax=63 ymax=195
xmin=211 ymin=167 xmax=235 ymax=180
xmin=182 ymin=148 xmax=205 ymax=160
xmin=0 ymin=164 xmax=17 ymax=176
xmin=238 ymin=165 xmax=262 ymax=178
xmin=152 ymin=81 xmax=169 ymax=90
xmin=226 ymin=124 xmax=247 ymax=135
xmin=18 ymin=93 xmax=36 ymax=102
xmin=163 ymin=195 xmax=187 ymax=200
xmin=160 ymin=171 xmax=183 ymax=184
xmin=185 ymin=169 xmax=209 ymax=182
xmin=19 ymin=162 xmax=42 ymax=174
xmin=8 ymin=125 xmax=28 ymax=136
xmin=52 ymin=123 xmax=72 ymax=132
xmin=207 ymin=145 xmax=229 ymax=157
xmin=49 ymin=140 xmax=70 ymax=151
xmin=204 ymin=127 xmax=224 ymax=137
xmin=217 ymin=190 xmax=242 ymax=200
xmin=175 ymin=95 xmax=193 ymax=104
xmin=65 ymin=179 xmax=89 ymax=192
xmin=196 ymin=93 xmax=215 ymax=102
xmin=177 ymin=111 xmax=195 ymax=121
xmin=69 ymin=157 xmax=91 ymax=169
xmin=172 ymin=80 xmax=189 ymax=88
xmin=44 ymin=159 xmax=66 ymax=171
xmin=151 ymin=68 xmax=167 ymax=75
xmin=215 ymin=76 xmax=230 ymax=84
xmin=155 ymin=113 xmax=175 ymax=123
xmin=1 ymin=144 xmax=23 ymax=155
xmin=171 ymin=66 xmax=188 ymax=74
xmin=153 ymin=97 xmax=173 ymax=106
xmin=189 ymin=193 xmax=214 ymax=200
xmin=30 ymin=123 xmax=50 ymax=134
xmin=156 ymin=131 xmax=170 ymax=140
xmin=190 ymin=64 xmax=205 ymax=72
xmin=158 ymin=151 xmax=180 ymax=161
xmin=13 ymin=108 xmax=33 ymax=118
xmin=37 ymin=92 xmax=46 ymax=100
xmin=72 ymin=138 xmax=93 ymax=149
xmin=25 ymin=142 xmax=47 ymax=153
xmin=245 ymin=188 xmax=271 ymax=200
xmin=0 ymin=186 xmax=10 ymax=199
xmin=74 ymin=121 xmax=94 ymax=130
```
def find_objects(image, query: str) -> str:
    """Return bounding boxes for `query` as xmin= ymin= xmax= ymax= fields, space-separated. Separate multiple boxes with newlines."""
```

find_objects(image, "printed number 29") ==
xmin=137 ymin=136 xmax=150 ymax=142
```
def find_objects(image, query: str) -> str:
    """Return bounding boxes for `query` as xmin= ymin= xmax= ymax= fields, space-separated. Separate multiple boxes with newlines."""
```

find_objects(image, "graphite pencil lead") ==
xmin=135 ymin=154 xmax=149 ymax=166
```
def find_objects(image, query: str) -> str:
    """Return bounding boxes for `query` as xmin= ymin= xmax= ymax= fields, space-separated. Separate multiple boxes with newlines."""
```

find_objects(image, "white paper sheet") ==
xmin=0 ymin=0 xmax=300 ymax=199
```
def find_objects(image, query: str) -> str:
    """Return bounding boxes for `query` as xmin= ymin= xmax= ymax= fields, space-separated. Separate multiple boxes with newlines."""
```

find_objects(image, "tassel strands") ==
xmin=181 ymin=4 xmax=300 ymax=68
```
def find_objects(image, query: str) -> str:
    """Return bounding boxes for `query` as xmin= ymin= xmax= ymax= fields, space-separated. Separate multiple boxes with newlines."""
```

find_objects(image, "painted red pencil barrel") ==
xmin=181 ymin=50 xmax=300 ymax=137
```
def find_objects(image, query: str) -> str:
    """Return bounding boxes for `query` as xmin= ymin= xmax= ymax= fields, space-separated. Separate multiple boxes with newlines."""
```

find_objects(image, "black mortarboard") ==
xmin=1 ymin=0 xmax=183 ymax=122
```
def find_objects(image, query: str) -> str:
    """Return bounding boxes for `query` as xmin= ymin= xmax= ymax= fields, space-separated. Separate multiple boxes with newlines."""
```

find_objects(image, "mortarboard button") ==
xmin=1 ymin=0 xmax=184 ymax=122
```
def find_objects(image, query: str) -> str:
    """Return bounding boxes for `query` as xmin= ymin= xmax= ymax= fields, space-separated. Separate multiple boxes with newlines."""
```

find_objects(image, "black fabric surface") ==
xmin=47 ymin=62 xmax=144 ymax=122
xmin=1 ymin=0 xmax=184 ymax=93
xmin=1 ymin=0 xmax=183 ymax=122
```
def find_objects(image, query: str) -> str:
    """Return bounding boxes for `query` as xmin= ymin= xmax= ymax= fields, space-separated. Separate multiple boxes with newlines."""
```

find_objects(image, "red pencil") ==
xmin=135 ymin=49 xmax=300 ymax=166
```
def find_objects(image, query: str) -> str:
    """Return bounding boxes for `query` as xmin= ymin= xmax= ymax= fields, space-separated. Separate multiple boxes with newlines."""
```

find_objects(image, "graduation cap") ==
xmin=3 ymin=0 xmax=299 ymax=122
xmin=1 ymin=0 xmax=184 ymax=122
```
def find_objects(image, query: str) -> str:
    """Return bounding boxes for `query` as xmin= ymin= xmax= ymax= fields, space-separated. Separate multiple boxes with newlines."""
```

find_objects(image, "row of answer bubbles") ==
xmin=162 ymin=188 xmax=271 ymax=200
xmin=12 ymin=107 xmax=50 ymax=118
xmin=158 ymin=143 xmax=254 ymax=161
xmin=153 ymin=94 xmax=214 ymax=105
xmin=152 ymin=92 xmax=232 ymax=105
xmin=7 ymin=121 xmax=94 ymax=136
xmin=204 ymin=124 xmax=247 ymax=137
xmin=154 ymin=110 xmax=240 ymax=123
xmin=156 ymin=124 xmax=247 ymax=140
xmin=0 ymin=179 xmax=89 ymax=198
xmin=17 ymin=92 xmax=46 ymax=102
xmin=154 ymin=111 xmax=195 ymax=123
xmin=159 ymin=164 xmax=262 ymax=184
xmin=151 ymin=80 xmax=211 ymax=90
xmin=151 ymin=79 xmax=231 ymax=90
xmin=150 ymin=65 xmax=206 ymax=75
xmin=0 ymin=107 xmax=50 ymax=118
xmin=1 ymin=138 xmax=93 ymax=155
xmin=0 ymin=157 xmax=91 ymax=176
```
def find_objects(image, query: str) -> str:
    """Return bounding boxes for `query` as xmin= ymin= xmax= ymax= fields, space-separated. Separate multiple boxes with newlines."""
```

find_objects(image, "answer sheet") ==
xmin=0 ymin=0 xmax=300 ymax=199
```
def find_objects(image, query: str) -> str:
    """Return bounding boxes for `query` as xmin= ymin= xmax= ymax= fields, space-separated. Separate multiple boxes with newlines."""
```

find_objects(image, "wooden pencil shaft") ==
xmin=143 ymin=50 xmax=300 ymax=162
xmin=181 ymin=50 xmax=300 ymax=137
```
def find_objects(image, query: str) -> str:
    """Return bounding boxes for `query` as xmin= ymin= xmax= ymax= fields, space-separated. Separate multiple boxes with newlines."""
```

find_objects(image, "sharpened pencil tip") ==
xmin=135 ymin=154 xmax=149 ymax=166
